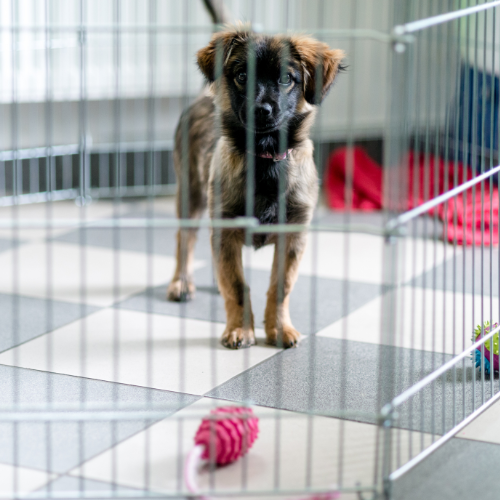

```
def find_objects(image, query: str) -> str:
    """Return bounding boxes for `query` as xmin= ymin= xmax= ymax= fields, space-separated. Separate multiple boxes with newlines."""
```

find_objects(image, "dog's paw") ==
xmin=265 ymin=325 xmax=301 ymax=348
xmin=221 ymin=327 xmax=256 ymax=349
xmin=166 ymin=279 xmax=195 ymax=302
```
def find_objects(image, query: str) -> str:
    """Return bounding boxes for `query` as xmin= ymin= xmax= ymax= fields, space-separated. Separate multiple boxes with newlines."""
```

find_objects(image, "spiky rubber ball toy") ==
xmin=473 ymin=321 xmax=499 ymax=375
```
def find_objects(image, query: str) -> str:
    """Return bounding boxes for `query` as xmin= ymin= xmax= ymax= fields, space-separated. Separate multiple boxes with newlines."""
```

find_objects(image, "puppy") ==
xmin=167 ymin=25 xmax=344 ymax=349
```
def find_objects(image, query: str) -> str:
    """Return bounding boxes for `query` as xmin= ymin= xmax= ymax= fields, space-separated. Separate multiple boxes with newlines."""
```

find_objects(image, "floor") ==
xmin=0 ymin=198 xmax=499 ymax=500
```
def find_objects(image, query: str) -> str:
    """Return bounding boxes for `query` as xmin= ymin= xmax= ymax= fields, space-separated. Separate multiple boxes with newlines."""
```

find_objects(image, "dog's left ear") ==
xmin=291 ymin=36 xmax=345 ymax=105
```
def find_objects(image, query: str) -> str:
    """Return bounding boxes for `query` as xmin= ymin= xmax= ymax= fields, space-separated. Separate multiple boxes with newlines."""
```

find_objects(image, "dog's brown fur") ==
xmin=167 ymin=26 xmax=345 ymax=349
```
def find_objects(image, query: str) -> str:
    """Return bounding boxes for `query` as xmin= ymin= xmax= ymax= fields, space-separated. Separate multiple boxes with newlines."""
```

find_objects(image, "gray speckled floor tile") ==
xmin=33 ymin=476 xmax=155 ymax=498
xmin=393 ymin=438 xmax=500 ymax=500
xmin=0 ymin=293 xmax=99 ymax=353
xmin=53 ymin=216 xmax=212 ymax=260
xmin=207 ymin=336 xmax=495 ymax=434
xmin=412 ymin=247 xmax=499 ymax=296
xmin=117 ymin=265 xmax=382 ymax=335
xmin=0 ymin=365 xmax=199 ymax=474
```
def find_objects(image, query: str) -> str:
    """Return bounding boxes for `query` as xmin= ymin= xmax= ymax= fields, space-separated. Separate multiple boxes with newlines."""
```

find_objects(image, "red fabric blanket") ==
xmin=324 ymin=147 xmax=499 ymax=246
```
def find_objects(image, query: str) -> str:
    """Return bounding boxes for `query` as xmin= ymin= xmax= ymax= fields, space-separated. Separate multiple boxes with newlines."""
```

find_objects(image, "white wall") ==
xmin=1 ymin=0 xmax=487 ymax=151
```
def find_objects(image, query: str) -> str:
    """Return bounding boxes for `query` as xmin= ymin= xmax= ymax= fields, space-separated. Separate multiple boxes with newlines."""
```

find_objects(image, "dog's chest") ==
xmin=251 ymin=160 xmax=288 ymax=224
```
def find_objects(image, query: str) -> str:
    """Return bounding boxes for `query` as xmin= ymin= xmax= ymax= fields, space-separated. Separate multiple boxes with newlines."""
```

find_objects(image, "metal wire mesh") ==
xmin=0 ymin=1 xmax=499 ymax=499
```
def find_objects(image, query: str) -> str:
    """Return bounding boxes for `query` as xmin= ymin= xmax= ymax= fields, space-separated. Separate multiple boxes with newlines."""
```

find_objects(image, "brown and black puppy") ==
xmin=167 ymin=25 xmax=344 ymax=349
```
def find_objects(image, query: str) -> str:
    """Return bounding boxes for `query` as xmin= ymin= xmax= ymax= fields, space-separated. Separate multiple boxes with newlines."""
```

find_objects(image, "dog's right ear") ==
xmin=197 ymin=28 xmax=249 ymax=82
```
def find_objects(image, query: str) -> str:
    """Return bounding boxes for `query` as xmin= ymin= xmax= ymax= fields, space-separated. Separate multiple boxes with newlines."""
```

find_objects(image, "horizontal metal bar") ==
xmin=0 ymin=216 xmax=260 ymax=229
xmin=0 ymin=410 xmax=378 ymax=422
xmin=389 ymin=388 xmax=500 ymax=482
xmin=0 ymin=24 xmax=391 ymax=40
xmin=0 ymin=188 xmax=80 ymax=206
xmin=0 ymin=185 xmax=177 ymax=207
xmin=386 ymin=164 xmax=500 ymax=231
xmin=0 ymin=411 xmax=181 ymax=421
xmin=394 ymin=0 xmax=500 ymax=35
xmin=0 ymin=139 xmax=174 ymax=162
xmin=0 ymin=24 xmax=217 ymax=33
xmin=0 ymin=402 xmax=378 ymax=422
xmin=0 ymin=216 xmax=395 ymax=237
xmin=391 ymin=323 xmax=500 ymax=410
xmin=0 ymin=144 xmax=79 ymax=161
xmin=0 ymin=485 xmax=377 ymax=500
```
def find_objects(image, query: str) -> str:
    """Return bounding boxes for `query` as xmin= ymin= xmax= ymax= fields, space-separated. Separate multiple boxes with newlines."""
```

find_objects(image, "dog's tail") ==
xmin=201 ymin=0 xmax=231 ymax=25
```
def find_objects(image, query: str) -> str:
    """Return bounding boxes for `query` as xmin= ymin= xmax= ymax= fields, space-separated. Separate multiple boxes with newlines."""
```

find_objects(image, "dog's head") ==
xmin=197 ymin=26 xmax=345 ymax=135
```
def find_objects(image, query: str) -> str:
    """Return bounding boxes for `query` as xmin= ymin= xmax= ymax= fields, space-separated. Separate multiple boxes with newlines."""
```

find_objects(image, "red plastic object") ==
xmin=324 ymin=146 xmax=499 ymax=246
xmin=194 ymin=407 xmax=259 ymax=465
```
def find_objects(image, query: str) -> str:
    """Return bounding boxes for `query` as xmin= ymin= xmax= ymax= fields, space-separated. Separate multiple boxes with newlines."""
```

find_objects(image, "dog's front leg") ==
xmin=265 ymin=233 xmax=306 ymax=348
xmin=212 ymin=228 xmax=255 ymax=349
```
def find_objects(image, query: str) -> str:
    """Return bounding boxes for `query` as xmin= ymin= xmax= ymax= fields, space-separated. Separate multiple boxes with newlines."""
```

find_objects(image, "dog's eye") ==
xmin=279 ymin=73 xmax=292 ymax=85
xmin=236 ymin=72 xmax=247 ymax=83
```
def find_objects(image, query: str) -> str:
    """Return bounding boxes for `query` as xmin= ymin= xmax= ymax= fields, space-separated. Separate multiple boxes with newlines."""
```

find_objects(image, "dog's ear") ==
xmin=291 ymin=36 xmax=345 ymax=105
xmin=197 ymin=27 xmax=250 ymax=82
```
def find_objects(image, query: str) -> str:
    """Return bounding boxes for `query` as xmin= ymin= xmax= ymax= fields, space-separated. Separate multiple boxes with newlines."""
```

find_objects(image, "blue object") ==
xmin=475 ymin=349 xmax=491 ymax=375
xmin=448 ymin=64 xmax=499 ymax=174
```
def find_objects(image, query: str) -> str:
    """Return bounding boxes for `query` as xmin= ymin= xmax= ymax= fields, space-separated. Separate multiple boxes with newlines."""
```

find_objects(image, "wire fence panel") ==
xmin=0 ymin=1 xmax=499 ymax=499
xmin=384 ymin=2 xmax=500 ymax=497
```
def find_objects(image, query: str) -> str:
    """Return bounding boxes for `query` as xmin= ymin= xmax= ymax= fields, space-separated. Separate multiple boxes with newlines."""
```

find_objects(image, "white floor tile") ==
xmin=0 ymin=309 xmax=277 ymax=395
xmin=242 ymin=233 xmax=451 ymax=285
xmin=0 ymin=241 xmax=204 ymax=307
xmin=457 ymin=398 xmax=500 ymax=444
xmin=68 ymin=399 xmax=432 ymax=498
xmin=0 ymin=200 xmax=120 ymax=242
xmin=0 ymin=463 xmax=55 ymax=495
xmin=317 ymin=285 xmax=488 ymax=354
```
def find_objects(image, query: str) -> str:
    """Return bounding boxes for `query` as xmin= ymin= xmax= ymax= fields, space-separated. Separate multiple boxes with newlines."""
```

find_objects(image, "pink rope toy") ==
xmin=184 ymin=406 xmax=340 ymax=500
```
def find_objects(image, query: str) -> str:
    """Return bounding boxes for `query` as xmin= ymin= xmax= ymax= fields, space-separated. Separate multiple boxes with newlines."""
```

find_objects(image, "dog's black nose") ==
xmin=255 ymin=103 xmax=273 ymax=118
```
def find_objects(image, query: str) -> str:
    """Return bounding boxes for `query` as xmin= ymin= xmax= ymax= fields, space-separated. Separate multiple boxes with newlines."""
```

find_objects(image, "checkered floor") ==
xmin=1 ymin=198 xmax=500 ymax=500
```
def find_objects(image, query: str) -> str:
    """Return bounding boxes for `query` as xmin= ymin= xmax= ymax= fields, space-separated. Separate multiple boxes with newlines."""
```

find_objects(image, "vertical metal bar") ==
xmin=471 ymin=1 xmax=480 ymax=413
xmin=62 ymin=154 xmax=71 ymax=191
xmin=480 ymin=4 xmax=487 ymax=405
xmin=440 ymin=0 xmax=450 ymax=437
xmin=380 ymin=4 xmax=410 ymax=493
xmin=498 ymin=5 xmax=500 ymax=398
xmin=10 ymin=0 xmax=20 ymax=495
xmin=134 ymin=151 xmax=144 ymax=191
xmin=43 ymin=0 xmax=55 ymax=488
xmin=78 ymin=11 xmax=89 ymax=206
xmin=463 ymin=0 xmax=471 ymax=421
xmin=488 ymin=6 xmax=495 ymax=400
xmin=178 ymin=1 xmax=190 ymax=493
xmin=111 ymin=0 xmax=121 ymax=492
xmin=409 ymin=0 xmax=425 ymax=456
xmin=144 ymin=0 xmax=157 ymax=492
xmin=209 ymin=15 xmax=224 ymax=412
xmin=451 ymin=0 xmax=463 ymax=431
xmin=29 ymin=157 xmax=39 ymax=193
xmin=306 ymin=0 xmax=323 ymax=489
xmin=0 ymin=159 xmax=5 ymax=197
xmin=77 ymin=1 xmax=89 ymax=495
xmin=438 ymin=0 xmax=452 ymax=439
xmin=237 ymin=10 xmax=259 ymax=494
xmin=338 ymin=0 xmax=359 ymax=489
xmin=99 ymin=152 xmax=109 ymax=191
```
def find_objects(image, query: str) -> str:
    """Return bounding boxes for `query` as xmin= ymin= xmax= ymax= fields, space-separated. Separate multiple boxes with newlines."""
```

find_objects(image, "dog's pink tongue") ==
xmin=274 ymin=150 xmax=288 ymax=161
xmin=258 ymin=149 xmax=292 ymax=161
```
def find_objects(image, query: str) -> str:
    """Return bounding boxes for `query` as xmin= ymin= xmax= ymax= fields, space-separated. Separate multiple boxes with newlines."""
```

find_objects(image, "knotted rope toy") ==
xmin=184 ymin=406 xmax=340 ymax=500
xmin=473 ymin=321 xmax=499 ymax=375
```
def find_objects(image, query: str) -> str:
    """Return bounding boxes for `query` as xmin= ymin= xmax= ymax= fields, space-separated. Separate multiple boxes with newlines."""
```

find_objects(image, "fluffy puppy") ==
xmin=167 ymin=25 xmax=345 ymax=349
